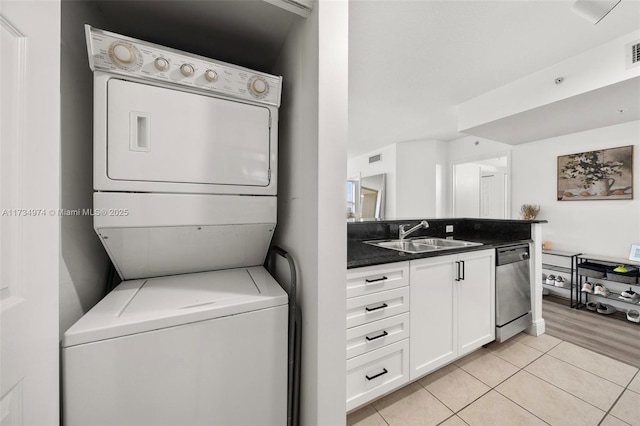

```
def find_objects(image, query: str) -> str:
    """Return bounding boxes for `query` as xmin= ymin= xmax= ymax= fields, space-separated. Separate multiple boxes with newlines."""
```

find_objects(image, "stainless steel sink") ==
xmin=365 ymin=237 xmax=482 ymax=254
xmin=410 ymin=238 xmax=482 ymax=248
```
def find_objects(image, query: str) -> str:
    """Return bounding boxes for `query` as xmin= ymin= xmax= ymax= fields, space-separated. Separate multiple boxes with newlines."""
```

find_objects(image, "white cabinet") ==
xmin=410 ymin=249 xmax=495 ymax=380
xmin=345 ymin=249 xmax=495 ymax=410
xmin=346 ymin=340 xmax=410 ymax=411
xmin=409 ymin=254 xmax=456 ymax=378
xmin=345 ymin=262 xmax=410 ymax=411
xmin=346 ymin=262 xmax=409 ymax=298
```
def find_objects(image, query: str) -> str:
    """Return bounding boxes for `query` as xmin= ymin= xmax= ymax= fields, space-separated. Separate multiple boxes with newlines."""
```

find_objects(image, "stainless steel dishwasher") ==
xmin=495 ymin=244 xmax=532 ymax=342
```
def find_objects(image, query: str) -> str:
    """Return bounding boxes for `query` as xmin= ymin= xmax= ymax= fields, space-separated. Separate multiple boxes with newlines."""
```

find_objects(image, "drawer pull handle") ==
xmin=366 ymin=331 xmax=388 ymax=341
xmin=365 ymin=276 xmax=388 ymax=283
xmin=365 ymin=303 xmax=388 ymax=312
xmin=366 ymin=368 xmax=388 ymax=381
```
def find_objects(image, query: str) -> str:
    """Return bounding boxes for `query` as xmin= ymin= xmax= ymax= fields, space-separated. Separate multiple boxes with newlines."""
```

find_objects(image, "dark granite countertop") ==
xmin=347 ymin=238 xmax=533 ymax=269
xmin=347 ymin=218 xmax=545 ymax=269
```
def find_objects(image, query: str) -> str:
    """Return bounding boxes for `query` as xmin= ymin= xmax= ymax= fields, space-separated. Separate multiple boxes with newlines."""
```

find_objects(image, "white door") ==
xmin=0 ymin=1 xmax=60 ymax=424
xmin=107 ymin=79 xmax=272 ymax=187
xmin=409 ymin=254 xmax=457 ymax=380
xmin=457 ymin=250 xmax=495 ymax=357
xmin=480 ymin=173 xmax=506 ymax=219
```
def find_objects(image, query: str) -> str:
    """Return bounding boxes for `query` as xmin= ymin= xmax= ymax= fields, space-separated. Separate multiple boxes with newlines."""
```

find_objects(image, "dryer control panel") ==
xmin=85 ymin=25 xmax=282 ymax=107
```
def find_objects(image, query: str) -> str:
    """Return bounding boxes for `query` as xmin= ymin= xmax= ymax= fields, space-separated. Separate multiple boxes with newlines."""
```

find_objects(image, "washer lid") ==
xmin=62 ymin=266 xmax=287 ymax=347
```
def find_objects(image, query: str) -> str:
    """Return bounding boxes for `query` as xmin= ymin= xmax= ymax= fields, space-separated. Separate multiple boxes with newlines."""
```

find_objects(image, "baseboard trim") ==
xmin=526 ymin=317 xmax=546 ymax=336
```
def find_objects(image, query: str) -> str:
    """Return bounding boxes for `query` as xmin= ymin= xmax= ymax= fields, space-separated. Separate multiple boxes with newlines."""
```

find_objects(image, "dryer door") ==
xmin=107 ymin=79 xmax=271 ymax=188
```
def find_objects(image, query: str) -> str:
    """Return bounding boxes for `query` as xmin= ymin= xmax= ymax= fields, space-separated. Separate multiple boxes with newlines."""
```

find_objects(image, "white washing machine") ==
xmin=62 ymin=267 xmax=288 ymax=425
xmin=62 ymin=27 xmax=288 ymax=425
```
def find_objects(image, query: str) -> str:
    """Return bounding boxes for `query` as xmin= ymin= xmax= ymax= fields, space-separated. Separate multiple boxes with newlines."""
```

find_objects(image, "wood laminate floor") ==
xmin=542 ymin=295 xmax=640 ymax=369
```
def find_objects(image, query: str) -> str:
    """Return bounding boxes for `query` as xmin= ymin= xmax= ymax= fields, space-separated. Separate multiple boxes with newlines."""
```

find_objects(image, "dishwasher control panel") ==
xmin=496 ymin=244 xmax=530 ymax=265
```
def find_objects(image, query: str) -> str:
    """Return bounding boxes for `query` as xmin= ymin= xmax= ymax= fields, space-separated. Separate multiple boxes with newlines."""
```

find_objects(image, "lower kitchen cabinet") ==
xmin=410 ymin=249 xmax=495 ymax=380
xmin=346 ymin=312 xmax=410 ymax=359
xmin=346 ymin=339 xmax=410 ymax=411
xmin=457 ymin=250 xmax=496 ymax=356
xmin=345 ymin=249 xmax=495 ymax=410
xmin=346 ymin=262 xmax=411 ymax=412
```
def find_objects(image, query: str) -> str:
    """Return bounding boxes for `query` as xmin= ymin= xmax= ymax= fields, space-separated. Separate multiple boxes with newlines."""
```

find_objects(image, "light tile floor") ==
xmin=347 ymin=333 xmax=640 ymax=426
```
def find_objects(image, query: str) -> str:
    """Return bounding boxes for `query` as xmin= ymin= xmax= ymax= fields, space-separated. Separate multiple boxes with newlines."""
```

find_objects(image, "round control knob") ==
xmin=112 ymin=43 xmax=135 ymax=64
xmin=180 ymin=63 xmax=195 ymax=77
xmin=252 ymin=78 xmax=267 ymax=94
xmin=248 ymin=75 xmax=269 ymax=98
xmin=204 ymin=69 xmax=218 ymax=82
xmin=154 ymin=57 xmax=170 ymax=71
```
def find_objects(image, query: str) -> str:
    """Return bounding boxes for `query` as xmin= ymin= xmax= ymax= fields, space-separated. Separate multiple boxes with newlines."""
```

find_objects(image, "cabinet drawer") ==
xmin=346 ymin=339 xmax=409 ymax=412
xmin=347 ymin=313 xmax=410 ymax=360
xmin=347 ymin=287 xmax=410 ymax=329
xmin=346 ymin=262 xmax=409 ymax=299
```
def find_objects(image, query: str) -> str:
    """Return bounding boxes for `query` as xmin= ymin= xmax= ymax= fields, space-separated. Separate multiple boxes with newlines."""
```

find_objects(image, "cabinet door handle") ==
xmin=366 ymin=368 xmax=388 ymax=381
xmin=365 ymin=330 xmax=388 ymax=341
xmin=365 ymin=303 xmax=388 ymax=312
xmin=460 ymin=260 xmax=465 ymax=281
xmin=455 ymin=261 xmax=461 ymax=281
xmin=365 ymin=276 xmax=388 ymax=283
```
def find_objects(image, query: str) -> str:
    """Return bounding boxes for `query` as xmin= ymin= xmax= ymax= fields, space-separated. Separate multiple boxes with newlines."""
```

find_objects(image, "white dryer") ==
xmin=85 ymin=25 xmax=282 ymax=279
xmin=62 ymin=267 xmax=288 ymax=425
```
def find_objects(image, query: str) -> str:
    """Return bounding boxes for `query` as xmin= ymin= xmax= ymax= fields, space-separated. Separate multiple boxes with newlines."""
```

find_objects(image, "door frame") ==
xmin=451 ymin=151 xmax=512 ymax=219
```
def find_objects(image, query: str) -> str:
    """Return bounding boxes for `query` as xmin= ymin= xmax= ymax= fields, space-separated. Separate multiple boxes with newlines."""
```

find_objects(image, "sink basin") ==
xmin=365 ymin=237 xmax=482 ymax=254
xmin=410 ymin=238 xmax=483 ymax=248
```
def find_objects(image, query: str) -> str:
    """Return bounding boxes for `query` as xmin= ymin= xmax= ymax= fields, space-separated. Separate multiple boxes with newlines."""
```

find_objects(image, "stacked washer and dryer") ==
xmin=62 ymin=26 xmax=288 ymax=425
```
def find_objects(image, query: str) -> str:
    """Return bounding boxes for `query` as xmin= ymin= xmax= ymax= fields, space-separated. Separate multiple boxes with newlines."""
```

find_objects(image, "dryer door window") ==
xmin=107 ymin=79 xmax=271 ymax=187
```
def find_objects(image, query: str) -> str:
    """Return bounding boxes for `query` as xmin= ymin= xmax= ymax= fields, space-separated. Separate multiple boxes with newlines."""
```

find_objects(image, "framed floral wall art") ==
xmin=557 ymin=145 xmax=634 ymax=201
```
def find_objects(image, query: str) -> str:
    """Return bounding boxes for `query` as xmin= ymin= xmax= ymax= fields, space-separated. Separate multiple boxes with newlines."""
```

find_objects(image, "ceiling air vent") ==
xmin=368 ymin=154 xmax=381 ymax=163
xmin=626 ymin=40 xmax=640 ymax=69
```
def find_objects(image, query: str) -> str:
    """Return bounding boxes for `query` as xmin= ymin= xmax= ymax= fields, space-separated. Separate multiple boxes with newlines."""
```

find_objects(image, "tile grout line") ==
xmin=414 ymin=378 xmax=459 ymax=418
xmin=498 ymin=346 xmax=615 ymax=422
xmin=430 ymin=348 xmax=553 ymax=426
xmin=488 ymin=346 xmax=554 ymax=426
xmin=435 ymin=413 xmax=470 ymax=426
xmin=596 ymin=369 xmax=640 ymax=426
xmin=596 ymin=389 xmax=632 ymax=426
xmin=492 ymin=386 xmax=553 ymax=426
xmin=518 ymin=342 xmax=631 ymax=413
xmin=543 ymin=344 xmax=639 ymax=388
xmin=520 ymin=364 xmax=615 ymax=415
xmin=488 ymin=336 xmax=621 ymax=425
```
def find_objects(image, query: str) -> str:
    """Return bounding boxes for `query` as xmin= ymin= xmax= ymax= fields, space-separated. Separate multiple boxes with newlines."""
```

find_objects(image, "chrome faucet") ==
xmin=399 ymin=220 xmax=429 ymax=240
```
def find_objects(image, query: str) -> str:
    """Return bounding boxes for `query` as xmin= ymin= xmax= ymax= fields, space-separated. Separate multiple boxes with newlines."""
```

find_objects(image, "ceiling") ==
xmin=348 ymin=0 xmax=640 ymax=158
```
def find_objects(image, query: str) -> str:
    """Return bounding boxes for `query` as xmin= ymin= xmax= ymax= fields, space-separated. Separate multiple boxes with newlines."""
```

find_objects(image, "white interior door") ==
xmin=0 ymin=1 xmax=60 ymax=424
xmin=480 ymin=173 xmax=506 ymax=218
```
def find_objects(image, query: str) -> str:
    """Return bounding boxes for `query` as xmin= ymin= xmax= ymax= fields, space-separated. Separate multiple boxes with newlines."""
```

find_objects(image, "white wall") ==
xmin=348 ymin=143 xmax=397 ymax=218
xmin=348 ymin=139 xmax=448 ymax=219
xmin=396 ymin=141 xmax=434 ymax=218
xmin=447 ymin=135 xmax=513 ymax=165
xmin=59 ymin=1 xmax=111 ymax=337
xmin=512 ymin=120 xmax=639 ymax=257
xmin=448 ymin=125 xmax=640 ymax=257
xmin=272 ymin=1 xmax=348 ymax=424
